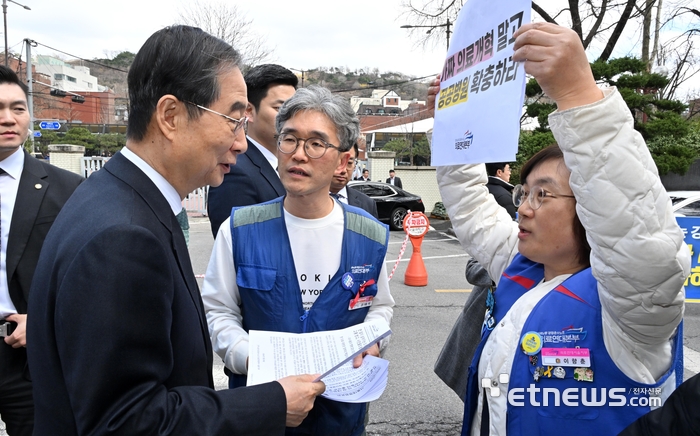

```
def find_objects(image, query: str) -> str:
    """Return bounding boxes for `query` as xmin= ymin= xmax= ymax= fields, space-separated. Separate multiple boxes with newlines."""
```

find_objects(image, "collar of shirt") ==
xmin=120 ymin=147 xmax=182 ymax=216
xmin=248 ymin=136 xmax=278 ymax=173
xmin=337 ymin=186 xmax=349 ymax=204
xmin=0 ymin=147 xmax=25 ymax=180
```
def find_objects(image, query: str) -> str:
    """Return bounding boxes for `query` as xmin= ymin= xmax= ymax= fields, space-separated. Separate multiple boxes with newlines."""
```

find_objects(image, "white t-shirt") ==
xmin=285 ymin=203 xmax=344 ymax=311
xmin=202 ymin=202 xmax=394 ymax=375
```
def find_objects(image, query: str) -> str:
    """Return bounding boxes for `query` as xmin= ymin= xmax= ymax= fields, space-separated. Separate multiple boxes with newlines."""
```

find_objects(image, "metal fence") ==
xmin=182 ymin=186 xmax=208 ymax=216
xmin=80 ymin=156 xmax=209 ymax=216
xmin=81 ymin=156 xmax=109 ymax=178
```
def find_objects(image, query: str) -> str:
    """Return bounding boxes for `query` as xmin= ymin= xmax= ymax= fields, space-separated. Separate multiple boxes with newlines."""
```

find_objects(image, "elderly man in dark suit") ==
xmin=330 ymin=142 xmax=378 ymax=218
xmin=0 ymin=65 xmax=82 ymax=436
xmin=27 ymin=26 xmax=323 ymax=436
xmin=207 ymin=64 xmax=297 ymax=237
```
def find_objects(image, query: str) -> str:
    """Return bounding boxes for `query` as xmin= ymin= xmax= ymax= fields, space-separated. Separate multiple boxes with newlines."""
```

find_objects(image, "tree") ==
xmin=522 ymin=55 xmax=698 ymax=175
xmin=383 ymin=137 xmax=431 ymax=165
xmin=63 ymin=128 xmax=97 ymax=152
xmin=400 ymin=0 xmax=700 ymax=100
xmin=177 ymin=1 xmax=273 ymax=67
xmin=94 ymin=133 xmax=127 ymax=156
xmin=400 ymin=0 xmax=642 ymax=57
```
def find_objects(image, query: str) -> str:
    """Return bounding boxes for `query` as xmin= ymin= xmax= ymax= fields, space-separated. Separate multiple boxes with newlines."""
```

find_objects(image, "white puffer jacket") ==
xmin=436 ymin=88 xmax=690 ymax=385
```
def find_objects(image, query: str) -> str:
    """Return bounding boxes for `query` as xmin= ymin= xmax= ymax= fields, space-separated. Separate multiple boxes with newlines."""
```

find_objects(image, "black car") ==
xmin=348 ymin=181 xmax=425 ymax=230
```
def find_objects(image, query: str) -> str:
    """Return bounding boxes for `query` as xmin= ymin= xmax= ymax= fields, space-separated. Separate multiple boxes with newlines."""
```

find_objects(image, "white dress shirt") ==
xmin=0 ymin=147 xmax=25 ymax=317
xmin=248 ymin=136 xmax=278 ymax=175
xmin=333 ymin=186 xmax=349 ymax=204
xmin=120 ymin=147 xmax=182 ymax=215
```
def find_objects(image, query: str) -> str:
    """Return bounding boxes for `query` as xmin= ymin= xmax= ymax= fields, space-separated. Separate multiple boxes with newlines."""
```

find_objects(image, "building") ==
xmin=34 ymin=56 xmax=100 ymax=93
xmin=349 ymin=89 xmax=431 ymax=161
xmin=350 ymin=89 xmax=425 ymax=115
xmin=6 ymin=55 xmax=119 ymax=125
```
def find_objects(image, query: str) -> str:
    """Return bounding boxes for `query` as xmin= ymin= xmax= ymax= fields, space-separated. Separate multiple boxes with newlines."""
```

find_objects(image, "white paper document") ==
xmin=246 ymin=321 xmax=392 ymax=403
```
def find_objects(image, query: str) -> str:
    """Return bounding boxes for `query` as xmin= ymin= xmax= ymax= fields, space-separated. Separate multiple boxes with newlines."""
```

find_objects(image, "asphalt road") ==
xmin=2 ymin=216 xmax=698 ymax=435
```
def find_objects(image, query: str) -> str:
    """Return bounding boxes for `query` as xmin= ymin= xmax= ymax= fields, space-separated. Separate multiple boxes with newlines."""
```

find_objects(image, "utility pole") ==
xmin=25 ymin=38 xmax=33 ymax=125
xmin=3 ymin=0 xmax=32 ymax=66
xmin=400 ymin=17 xmax=452 ymax=52
xmin=26 ymin=38 xmax=33 ymax=148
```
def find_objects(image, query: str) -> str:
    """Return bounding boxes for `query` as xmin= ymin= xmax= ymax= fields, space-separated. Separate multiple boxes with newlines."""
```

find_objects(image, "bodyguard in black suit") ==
xmin=385 ymin=170 xmax=403 ymax=189
xmin=346 ymin=186 xmax=378 ymax=218
xmin=27 ymin=26 xmax=323 ymax=436
xmin=330 ymin=142 xmax=378 ymax=218
xmin=0 ymin=66 xmax=82 ymax=436
xmin=485 ymin=162 xmax=516 ymax=219
xmin=207 ymin=64 xmax=298 ymax=237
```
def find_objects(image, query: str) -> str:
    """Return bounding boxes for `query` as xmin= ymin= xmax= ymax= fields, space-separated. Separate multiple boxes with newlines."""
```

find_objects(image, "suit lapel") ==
xmin=245 ymin=139 xmax=285 ymax=196
xmin=105 ymin=154 xmax=212 ymax=363
xmin=6 ymin=152 xmax=47 ymax=296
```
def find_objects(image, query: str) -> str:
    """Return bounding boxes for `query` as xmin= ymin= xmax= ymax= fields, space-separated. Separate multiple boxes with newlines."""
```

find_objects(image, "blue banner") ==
xmin=677 ymin=217 xmax=700 ymax=301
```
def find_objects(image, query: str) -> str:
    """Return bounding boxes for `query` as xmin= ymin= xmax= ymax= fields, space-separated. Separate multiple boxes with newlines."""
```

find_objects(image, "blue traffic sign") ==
xmin=39 ymin=121 xmax=61 ymax=130
xmin=33 ymin=131 xmax=42 ymax=138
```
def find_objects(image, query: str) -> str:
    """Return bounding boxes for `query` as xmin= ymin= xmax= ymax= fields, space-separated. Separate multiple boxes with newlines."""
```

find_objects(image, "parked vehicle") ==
xmin=669 ymin=191 xmax=700 ymax=217
xmin=348 ymin=181 xmax=425 ymax=230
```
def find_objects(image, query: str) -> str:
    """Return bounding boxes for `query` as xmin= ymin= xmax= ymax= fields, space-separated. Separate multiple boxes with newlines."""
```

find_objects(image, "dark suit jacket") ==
xmin=27 ymin=152 xmax=286 ymax=435
xmin=346 ymin=186 xmax=378 ymax=219
xmin=207 ymin=138 xmax=285 ymax=237
xmin=385 ymin=176 xmax=402 ymax=189
xmin=486 ymin=176 xmax=516 ymax=219
xmin=7 ymin=150 xmax=82 ymax=314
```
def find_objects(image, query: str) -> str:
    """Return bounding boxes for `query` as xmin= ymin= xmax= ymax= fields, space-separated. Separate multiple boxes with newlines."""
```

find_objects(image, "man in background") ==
xmin=485 ymin=162 xmax=516 ymax=219
xmin=0 ymin=65 xmax=82 ymax=436
xmin=330 ymin=142 xmax=378 ymax=218
xmin=207 ymin=64 xmax=298 ymax=237
xmin=27 ymin=26 xmax=323 ymax=435
xmin=357 ymin=168 xmax=370 ymax=181
xmin=385 ymin=169 xmax=402 ymax=189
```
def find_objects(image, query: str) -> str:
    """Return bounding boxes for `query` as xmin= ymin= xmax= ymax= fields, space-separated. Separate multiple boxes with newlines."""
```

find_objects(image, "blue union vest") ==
xmin=462 ymin=254 xmax=683 ymax=436
xmin=230 ymin=197 xmax=389 ymax=436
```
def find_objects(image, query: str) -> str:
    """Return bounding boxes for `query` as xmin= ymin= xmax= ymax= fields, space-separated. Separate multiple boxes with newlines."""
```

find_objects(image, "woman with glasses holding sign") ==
xmin=430 ymin=23 xmax=690 ymax=436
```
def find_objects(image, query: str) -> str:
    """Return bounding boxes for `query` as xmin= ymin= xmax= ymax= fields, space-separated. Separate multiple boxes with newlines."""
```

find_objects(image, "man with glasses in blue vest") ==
xmin=202 ymin=85 xmax=394 ymax=436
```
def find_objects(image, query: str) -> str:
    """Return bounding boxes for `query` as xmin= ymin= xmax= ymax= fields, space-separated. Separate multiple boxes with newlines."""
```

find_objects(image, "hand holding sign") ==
xmin=513 ymin=23 xmax=603 ymax=111
xmin=426 ymin=75 xmax=441 ymax=112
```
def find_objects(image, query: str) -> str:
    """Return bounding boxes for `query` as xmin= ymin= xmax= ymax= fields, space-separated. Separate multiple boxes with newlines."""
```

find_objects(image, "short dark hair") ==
xmin=0 ymin=65 xmax=28 ymax=99
xmin=520 ymin=144 xmax=590 ymax=267
xmin=485 ymin=162 xmax=510 ymax=177
xmin=389 ymin=170 xmax=395 ymax=174
xmin=276 ymin=86 xmax=359 ymax=152
xmin=363 ymin=169 xmax=369 ymax=174
xmin=245 ymin=64 xmax=298 ymax=111
xmin=127 ymin=25 xmax=242 ymax=141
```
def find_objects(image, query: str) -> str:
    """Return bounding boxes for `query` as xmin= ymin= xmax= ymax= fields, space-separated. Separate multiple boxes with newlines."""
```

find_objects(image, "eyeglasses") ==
xmin=183 ymin=101 xmax=248 ymax=135
xmin=275 ymin=133 xmax=340 ymax=159
xmin=512 ymin=184 xmax=576 ymax=210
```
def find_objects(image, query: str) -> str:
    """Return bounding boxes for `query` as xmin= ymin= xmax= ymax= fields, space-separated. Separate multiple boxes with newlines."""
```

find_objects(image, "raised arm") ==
xmin=514 ymin=23 xmax=690 ymax=380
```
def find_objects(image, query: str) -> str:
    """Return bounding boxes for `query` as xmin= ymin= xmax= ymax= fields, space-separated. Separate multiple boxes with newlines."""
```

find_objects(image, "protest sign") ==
xmin=431 ymin=0 xmax=531 ymax=166
xmin=677 ymin=217 xmax=700 ymax=301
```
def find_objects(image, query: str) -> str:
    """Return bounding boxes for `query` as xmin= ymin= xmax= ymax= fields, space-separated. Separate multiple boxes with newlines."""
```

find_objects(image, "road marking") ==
xmin=684 ymin=346 xmax=700 ymax=374
xmin=385 ymin=253 xmax=469 ymax=263
xmin=686 ymin=299 xmax=700 ymax=304
xmin=389 ymin=238 xmax=456 ymax=245
xmin=435 ymin=289 xmax=472 ymax=293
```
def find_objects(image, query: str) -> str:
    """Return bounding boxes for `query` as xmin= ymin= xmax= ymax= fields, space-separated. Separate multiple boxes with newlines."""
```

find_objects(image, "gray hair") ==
xmin=275 ymin=85 xmax=359 ymax=152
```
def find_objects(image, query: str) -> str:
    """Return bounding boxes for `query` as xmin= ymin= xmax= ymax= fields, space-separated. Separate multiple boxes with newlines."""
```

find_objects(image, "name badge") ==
xmin=349 ymin=295 xmax=373 ymax=310
xmin=541 ymin=347 xmax=591 ymax=368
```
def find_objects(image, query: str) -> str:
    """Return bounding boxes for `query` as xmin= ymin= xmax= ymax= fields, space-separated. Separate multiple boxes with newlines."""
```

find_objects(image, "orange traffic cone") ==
xmin=404 ymin=236 xmax=428 ymax=286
